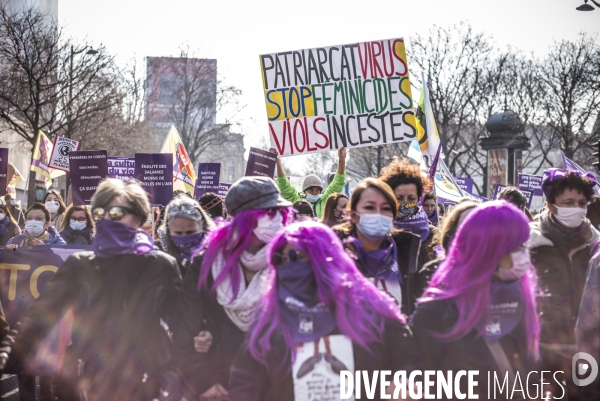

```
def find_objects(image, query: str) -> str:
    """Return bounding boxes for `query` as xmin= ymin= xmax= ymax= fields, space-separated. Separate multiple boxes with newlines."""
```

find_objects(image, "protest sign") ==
xmin=108 ymin=157 xmax=135 ymax=181
xmin=69 ymin=150 xmax=108 ymax=205
xmin=48 ymin=135 xmax=80 ymax=172
xmin=454 ymin=177 xmax=474 ymax=195
xmin=194 ymin=163 xmax=221 ymax=198
xmin=261 ymin=38 xmax=415 ymax=156
xmin=517 ymin=174 xmax=543 ymax=197
xmin=135 ymin=153 xmax=173 ymax=206
xmin=31 ymin=130 xmax=54 ymax=188
xmin=493 ymin=184 xmax=507 ymax=200
xmin=521 ymin=188 xmax=533 ymax=208
xmin=218 ymin=183 xmax=231 ymax=199
xmin=0 ymin=148 xmax=8 ymax=195
xmin=0 ymin=245 xmax=90 ymax=375
xmin=288 ymin=176 xmax=304 ymax=192
xmin=245 ymin=147 xmax=277 ymax=177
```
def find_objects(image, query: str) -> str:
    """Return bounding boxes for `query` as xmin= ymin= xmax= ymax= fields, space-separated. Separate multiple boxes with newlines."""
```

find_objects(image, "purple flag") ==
xmin=245 ymin=148 xmax=277 ymax=178
xmin=135 ymin=153 xmax=173 ymax=206
xmin=194 ymin=163 xmax=221 ymax=199
xmin=0 ymin=148 xmax=8 ymax=194
xmin=562 ymin=154 xmax=600 ymax=196
xmin=69 ymin=150 xmax=108 ymax=205
xmin=108 ymin=157 xmax=135 ymax=181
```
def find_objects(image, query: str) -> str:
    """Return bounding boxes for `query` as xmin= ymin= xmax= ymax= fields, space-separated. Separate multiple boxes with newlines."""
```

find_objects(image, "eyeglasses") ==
xmin=92 ymin=206 xmax=135 ymax=222
xmin=272 ymin=248 xmax=307 ymax=266
xmin=70 ymin=217 xmax=87 ymax=223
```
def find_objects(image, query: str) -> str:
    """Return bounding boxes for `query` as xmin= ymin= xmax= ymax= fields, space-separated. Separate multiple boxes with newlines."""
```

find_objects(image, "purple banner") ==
xmin=69 ymin=150 xmax=108 ymax=205
xmin=135 ymin=153 xmax=173 ymax=206
xmin=108 ymin=157 xmax=135 ymax=181
xmin=218 ymin=183 xmax=231 ymax=199
xmin=0 ymin=148 xmax=8 ymax=195
xmin=454 ymin=177 xmax=474 ymax=195
xmin=245 ymin=147 xmax=277 ymax=178
xmin=517 ymin=174 xmax=543 ymax=197
xmin=194 ymin=163 xmax=221 ymax=199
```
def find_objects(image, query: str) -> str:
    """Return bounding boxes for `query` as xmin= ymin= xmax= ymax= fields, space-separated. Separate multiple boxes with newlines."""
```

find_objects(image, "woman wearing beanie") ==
xmin=42 ymin=189 xmax=67 ymax=231
xmin=529 ymin=168 xmax=599 ymax=399
xmin=156 ymin=196 xmax=214 ymax=276
xmin=411 ymin=201 xmax=540 ymax=399
xmin=228 ymin=221 xmax=416 ymax=401
xmin=272 ymin=147 xmax=347 ymax=218
xmin=0 ymin=178 xmax=182 ymax=401
xmin=59 ymin=205 xmax=95 ymax=245
xmin=172 ymin=176 xmax=292 ymax=400
xmin=333 ymin=178 xmax=421 ymax=316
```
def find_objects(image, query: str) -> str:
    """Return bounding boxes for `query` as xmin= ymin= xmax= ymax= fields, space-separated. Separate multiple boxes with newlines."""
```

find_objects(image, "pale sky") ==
xmin=59 ymin=0 xmax=600 ymax=168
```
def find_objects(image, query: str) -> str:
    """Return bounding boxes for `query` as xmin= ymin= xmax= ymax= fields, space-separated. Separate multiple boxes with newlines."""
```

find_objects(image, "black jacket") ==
xmin=333 ymin=227 xmax=421 ymax=315
xmin=171 ymin=253 xmax=246 ymax=396
xmin=228 ymin=320 xmax=416 ymax=401
xmin=59 ymin=225 xmax=94 ymax=245
xmin=2 ymin=251 xmax=181 ymax=401
xmin=410 ymin=299 xmax=537 ymax=400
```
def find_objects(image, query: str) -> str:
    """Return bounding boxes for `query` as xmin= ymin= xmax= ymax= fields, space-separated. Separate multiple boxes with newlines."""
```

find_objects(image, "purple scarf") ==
xmin=92 ymin=219 xmax=154 ymax=259
xmin=171 ymin=232 xmax=204 ymax=261
xmin=349 ymin=236 xmax=400 ymax=282
xmin=427 ymin=207 xmax=439 ymax=227
xmin=477 ymin=278 xmax=524 ymax=343
xmin=277 ymin=261 xmax=337 ymax=344
xmin=393 ymin=206 xmax=431 ymax=242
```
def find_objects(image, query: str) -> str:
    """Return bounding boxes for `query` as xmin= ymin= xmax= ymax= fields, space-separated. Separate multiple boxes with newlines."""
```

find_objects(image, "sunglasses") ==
xmin=92 ymin=206 xmax=135 ymax=222
xmin=272 ymin=248 xmax=307 ymax=266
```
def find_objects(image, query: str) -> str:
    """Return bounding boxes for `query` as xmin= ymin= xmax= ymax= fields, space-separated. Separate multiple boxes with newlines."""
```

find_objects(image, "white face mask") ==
xmin=552 ymin=204 xmax=587 ymax=228
xmin=305 ymin=193 xmax=321 ymax=203
xmin=253 ymin=212 xmax=284 ymax=244
xmin=25 ymin=220 xmax=46 ymax=237
xmin=497 ymin=248 xmax=531 ymax=281
xmin=0 ymin=213 xmax=5 ymax=220
xmin=70 ymin=221 xmax=87 ymax=231
xmin=357 ymin=213 xmax=394 ymax=239
xmin=45 ymin=200 xmax=60 ymax=214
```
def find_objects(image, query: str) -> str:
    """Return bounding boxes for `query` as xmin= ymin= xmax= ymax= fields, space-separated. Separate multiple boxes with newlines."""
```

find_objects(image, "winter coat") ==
xmin=410 ymin=299 xmax=537 ymax=400
xmin=50 ymin=213 xmax=64 ymax=233
xmin=1 ymin=250 xmax=182 ymax=401
xmin=7 ymin=226 xmax=66 ymax=246
xmin=228 ymin=321 xmax=416 ymax=401
xmin=333 ymin=227 xmax=421 ymax=315
xmin=0 ymin=217 xmax=18 ymax=246
xmin=60 ymin=225 xmax=94 ymax=245
xmin=154 ymin=227 xmax=189 ymax=277
xmin=276 ymin=172 xmax=347 ymax=218
xmin=171 ymin=253 xmax=246 ymax=396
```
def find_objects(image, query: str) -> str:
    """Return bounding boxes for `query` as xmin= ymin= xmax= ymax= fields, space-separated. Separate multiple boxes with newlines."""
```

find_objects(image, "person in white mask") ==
xmin=6 ymin=203 xmax=66 ymax=249
xmin=528 ymin=167 xmax=598 ymax=400
xmin=42 ymin=189 xmax=67 ymax=231
xmin=332 ymin=177 xmax=421 ymax=316
xmin=59 ymin=205 xmax=95 ymax=245
xmin=172 ymin=177 xmax=291 ymax=400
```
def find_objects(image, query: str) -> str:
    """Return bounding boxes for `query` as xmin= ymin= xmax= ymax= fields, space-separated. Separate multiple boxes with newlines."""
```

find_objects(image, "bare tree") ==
xmin=346 ymin=144 xmax=407 ymax=181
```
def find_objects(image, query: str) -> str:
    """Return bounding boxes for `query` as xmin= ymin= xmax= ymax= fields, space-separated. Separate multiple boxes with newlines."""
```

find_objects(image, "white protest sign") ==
xmin=48 ymin=135 xmax=81 ymax=172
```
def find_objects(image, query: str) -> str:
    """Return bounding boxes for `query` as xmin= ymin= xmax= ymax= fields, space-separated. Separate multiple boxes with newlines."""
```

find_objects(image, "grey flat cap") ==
xmin=225 ymin=176 xmax=292 ymax=216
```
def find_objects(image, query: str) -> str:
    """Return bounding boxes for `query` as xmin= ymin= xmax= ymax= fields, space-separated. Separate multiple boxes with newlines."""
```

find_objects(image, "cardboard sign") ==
xmin=0 ymin=148 xmax=8 ymax=195
xmin=454 ymin=177 xmax=474 ymax=195
xmin=69 ymin=150 xmax=108 ymax=205
xmin=0 ymin=245 xmax=90 ymax=375
xmin=108 ymin=157 xmax=135 ymax=181
xmin=48 ymin=135 xmax=81 ymax=171
xmin=292 ymin=335 xmax=355 ymax=401
xmin=218 ymin=183 xmax=231 ymax=199
xmin=518 ymin=174 xmax=543 ymax=197
xmin=135 ymin=153 xmax=173 ymax=206
xmin=261 ymin=38 xmax=414 ymax=156
xmin=245 ymin=147 xmax=277 ymax=178
xmin=194 ymin=163 xmax=221 ymax=198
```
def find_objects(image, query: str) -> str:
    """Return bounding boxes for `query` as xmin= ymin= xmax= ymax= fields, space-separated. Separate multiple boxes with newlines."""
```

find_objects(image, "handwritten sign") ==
xmin=134 ymin=153 xmax=173 ymax=206
xmin=48 ymin=135 xmax=80 ymax=171
xmin=108 ymin=157 xmax=135 ymax=181
xmin=245 ymin=148 xmax=277 ymax=178
xmin=261 ymin=38 xmax=415 ymax=156
xmin=194 ymin=163 xmax=221 ymax=199
xmin=69 ymin=150 xmax=108 ymax=205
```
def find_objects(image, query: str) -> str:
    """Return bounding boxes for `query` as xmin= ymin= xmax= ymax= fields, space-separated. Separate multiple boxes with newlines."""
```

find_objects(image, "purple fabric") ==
xmin=394 ymin=205 xmax=431 ymax=242
xmin=92 ymin=219 xmax=153 ymax=259
xmin=349 ymin=236 xmax=400 ymax=282
xmin=171 ymin=232 xmax=204 ymax=260
xmin=277 ymin=261 xmax=337 ymax=343
xmin=477 ymin=278 xmax=524 ymax=343
xmin=542 ymin=168 xmax=597 ymax=198
xmin=427 ymin=207 xmax=439 ymax=227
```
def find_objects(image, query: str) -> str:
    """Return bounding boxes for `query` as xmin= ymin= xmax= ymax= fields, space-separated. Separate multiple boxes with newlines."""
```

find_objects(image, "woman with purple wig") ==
xmin=228 ymin=221 xmax=415 ymax=400
xmin=529 ymin=168 xmax=598 ymax=400
xmin=411 ymin=201 xmax=540 ymax=399
xmin=172 ymin=176 xmax=292 ymax=400
xmin=333 ymin=178 xmax=421 ymax=315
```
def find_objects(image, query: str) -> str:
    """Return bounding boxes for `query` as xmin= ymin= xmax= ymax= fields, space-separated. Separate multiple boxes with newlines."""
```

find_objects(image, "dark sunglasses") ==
xmin=92 ymin=206 xmax=135 ymax=222
xmin=272 ymin=248 xmax=305 ymax=266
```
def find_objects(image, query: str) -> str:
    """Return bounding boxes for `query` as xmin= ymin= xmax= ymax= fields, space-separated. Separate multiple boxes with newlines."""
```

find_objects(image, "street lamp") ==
xmin=576 ymin=0 xmax=600 ymax=10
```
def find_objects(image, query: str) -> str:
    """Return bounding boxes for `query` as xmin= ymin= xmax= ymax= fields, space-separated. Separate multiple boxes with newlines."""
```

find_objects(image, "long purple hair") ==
xmin=249 ymin=220 xmax=404 ymax=365
xmin=197 ymin=207 xmax=292 ymax=298
xmin=421 ymin=200 xmax=540 ymax=357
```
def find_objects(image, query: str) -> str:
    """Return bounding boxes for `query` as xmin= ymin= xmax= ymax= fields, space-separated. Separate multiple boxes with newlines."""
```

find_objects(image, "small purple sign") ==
xmin=194 ymin=163 xmax=221 ymax=199
xmin=493 ymin=184 xmax=507 ymax=200
xmin=69 ymin=150 xmax=109 ymax=205
xmin=245 ymin=148 xmax=277 ymax=178
xmin=108 ymin=157 xmax=135 ymax=181
xmin=135 ymin=153 xmax=173 ymax=206
xmin=454 ymin=177 xmax=474 ymax=194
xmin=520 ymin=188 xmax=534 ymax=209
xmin=218 ymin=183 xmax=231 ymax=199
xmin=0 ymin=148 xmax=8 ymax=195
xmin=518 ymin=174 xmax=543 ymax=197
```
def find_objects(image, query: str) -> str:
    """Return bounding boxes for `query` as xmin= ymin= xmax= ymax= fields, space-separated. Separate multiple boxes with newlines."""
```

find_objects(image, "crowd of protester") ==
xmin=0 ymin=151 xmax=598 ymax=401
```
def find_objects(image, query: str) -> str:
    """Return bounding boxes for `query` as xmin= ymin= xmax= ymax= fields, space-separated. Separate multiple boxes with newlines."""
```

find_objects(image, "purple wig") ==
xmin=421 ymin=200 xmax=540 ymax=357
xmin=249 ymin=220 xmax=404 ymax=365
xmin=197 ymin=207 xmax=292 ymax=298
